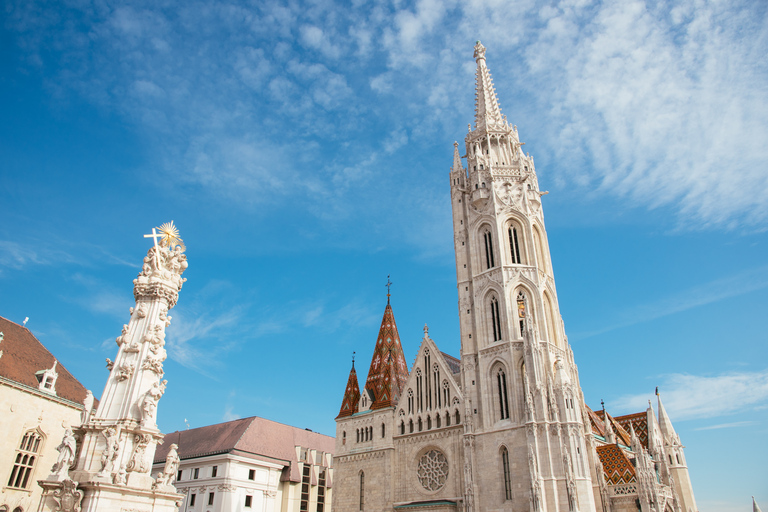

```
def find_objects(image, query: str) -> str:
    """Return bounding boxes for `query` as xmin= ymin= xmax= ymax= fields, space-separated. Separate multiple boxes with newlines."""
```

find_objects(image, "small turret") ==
xmin=336 ymin=356 xmax=361 ymax=419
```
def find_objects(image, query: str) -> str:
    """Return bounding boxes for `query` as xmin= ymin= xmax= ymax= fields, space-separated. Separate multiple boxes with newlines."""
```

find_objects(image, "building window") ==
xmin=508 ymin=226 xmax=522 ymax=264
xmin=400 ymin=421 xmax=405 ymax=435
xmin=407 ymin=389 xmax=414 ymax=414
xmin=248 ymin=469 xmax=255 ymax=480
xmin=245 ymin=495 xmax=253 ymax=508
xmin=455 ymin=410 xmax=461 ymax=424
xmin=193 ymin=467 xmax=199 ymax=479
xmin=409 ymin=419 xmax=414 ymax=433
xmin=360 ymin=471 xmax=365 ymax=511
xmin=443 ymin=381 xmax=450 ymax=408
xmin=497 ymin=368 xmax=510 ymax=420
xmin=211 ymin=465 xmax=218 ymax=477
xmin=177 ymin=469 xmax=182 ymax=481
xmin=381 ymin=423 xmax=386 ymax=438
xmin=418 ymin=417 xmax=423 ymax=431
xmin=502 ymin=446 xmax=512 ymax=500
xmin=190 ymin=494 xmax=196 ymax=506
xmin=300 ymin=464 xmax=310 ymax=511
xmin=317 ymin=469 xmax=326 ymax=512
xmin=343 ymin=431 xmax=346 ymax=445
xmin=490 ymin=296 xmax=502 ymax=341
xmin=516 ymin=291 xmax=527 ymax=337
xmin=208 ymin=493 xmax=214 ymax=506
xmin=7 ymin=430 xmax=42 ymax=489
xmin=483 ymin=229 xmax=496 ymax=269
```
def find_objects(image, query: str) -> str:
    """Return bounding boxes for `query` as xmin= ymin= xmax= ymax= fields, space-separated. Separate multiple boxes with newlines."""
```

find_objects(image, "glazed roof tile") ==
xmin=0 ymin=315 xmax=90 ymax=406
xmin=596 ymin=444 xmax=637 ymax=485
xmin=364 ymin=303 xmax=409 ymax=410
xmin=614 ymin=411 xmax=649 ymax=450
xmin=336 ymin=363 xmax=361 ymax=419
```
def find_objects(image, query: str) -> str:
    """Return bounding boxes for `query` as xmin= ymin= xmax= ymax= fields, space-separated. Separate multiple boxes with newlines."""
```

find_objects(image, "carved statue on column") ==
xmin=141 ymin=379 xmax=167 ymax=427
xmin=51 ymin=429 xmax=77 ymax=476
xmin=154 ymin=444 xmax=180 ymax=488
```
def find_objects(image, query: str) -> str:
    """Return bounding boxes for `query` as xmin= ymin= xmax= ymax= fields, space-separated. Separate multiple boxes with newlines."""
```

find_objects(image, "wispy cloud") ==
xmin=694 ymin=421 xmax=755 ymax=431
xmin=575 ymin=264 xmax=768 ymax=340
xmin=612 ymin=369 xmax=768 ymax=420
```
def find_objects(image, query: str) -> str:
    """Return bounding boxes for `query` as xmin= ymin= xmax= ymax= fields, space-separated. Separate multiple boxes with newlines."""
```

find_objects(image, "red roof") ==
xmin=594 ymin=409 xmax=632 ymax=446
xmin=0 ymin=315 xmax=90 ymax=406
xmin=154 ymin=416 xmax=335 ymax=483
xmin=336 ymin=363 xmax=361 ymax=419
xmin=364 ymin=303 xmax=409 ymax=410
xmin=596 ymin=444 xmax=637 ymax=485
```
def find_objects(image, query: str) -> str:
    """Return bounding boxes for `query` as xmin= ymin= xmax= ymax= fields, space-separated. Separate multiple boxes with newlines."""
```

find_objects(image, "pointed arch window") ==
xmin=432 ymin=364 xmax=441 ymax=409
xmin=415 ymin=369 xmax=423 ymax=412
xmin=455 ymin=410 xmax=461 ymax=424
xmin=359 ymin=471 xmax=365 ymax=511
xmin=516 ymin=291 xmax=527 ymax=337
xmin=407 ymin=389 xmax=414 ymax=415
xmin=409 ymin=419 xmax=414 ymax=433
xmin=8 ymin=430 xmax=42 ymax=489
xmin=497 ymin=367 xmax=510 ymax=420
xmin=508 ymin=226 xmax=522 ymax=264
xmin=490 ymin=296 xmax=502 ymax=341
xmin=442 ymin=381 xmax=450 ymax=408
xmin=483 ymin=229 xmax=496 ymax=269
xmin=501 ymin=447 xmax=512 ymax=500
xmin=400 ymin=421 xmax=405 ymax=435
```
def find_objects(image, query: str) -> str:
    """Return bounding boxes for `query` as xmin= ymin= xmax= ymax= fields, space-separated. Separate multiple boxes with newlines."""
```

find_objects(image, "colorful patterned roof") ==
xmin=585 ymin=404 xmax=605 ymax=437
xmin=336 ymin=363 xmax=361 ymax=419
xmin=594 ymin=409 xmax=632 ymax=446
xmin=596 ymin=444 xmax=637 ymax=485
xmin=614 ymin=411 xmax=649 ymax=450
xmin=365 ymin=303 xmax=409 ymax=410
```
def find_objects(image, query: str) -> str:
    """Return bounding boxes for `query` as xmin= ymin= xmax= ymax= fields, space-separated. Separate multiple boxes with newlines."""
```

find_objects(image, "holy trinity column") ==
xmin=38 ymin=222 xmax=187 ymax=512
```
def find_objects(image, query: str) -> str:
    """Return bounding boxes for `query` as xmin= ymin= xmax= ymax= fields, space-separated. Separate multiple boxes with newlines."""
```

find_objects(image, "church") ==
xmin=332 ymin=42 xmax=698 ymax=512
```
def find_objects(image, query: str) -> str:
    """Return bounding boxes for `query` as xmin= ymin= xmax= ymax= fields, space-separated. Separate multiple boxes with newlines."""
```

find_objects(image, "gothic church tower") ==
xmin=450 ymin=41 xmax=597 ymax=512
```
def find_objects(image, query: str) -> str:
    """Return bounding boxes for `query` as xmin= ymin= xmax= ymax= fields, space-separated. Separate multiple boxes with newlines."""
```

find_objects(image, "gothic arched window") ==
xmin=8 ymin=430 xmax=42 ymax=489
xmin=483 ymin=229 xmax=496 ymax=269
xmin=400 ymin=421 xmax=405 ymax=435
xmin=455 ymin=410 xmax=461 ymax=424
xmin=359 ymin=472 xmax=365 ymax=511
xmin=408 ymin=389 xmax=414 ymax=415
xmin=443 ymin=381 xmax=450 ymax=408
xmin=501 ymin=446 xmax=512 ymax=500
xmin=516 ymin=291 xmax=527 ymax=338
xmin=490 ymin=296 xmax=502 ymax=341
xmin=433 ymin=364 xmax=441 ymax=409
xmin=497 ymin=367 xmax=510 ymax=420
xmin=508 ymin=226 xmax=522 ymax=264
xmin=415 ymin=369 xmax=423 ymax=412
xmin=409 ymin=419 xmax=414 ymax=433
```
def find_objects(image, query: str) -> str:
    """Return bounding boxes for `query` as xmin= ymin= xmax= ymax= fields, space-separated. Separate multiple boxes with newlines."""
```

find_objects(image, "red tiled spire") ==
xmin=336 ymin=362 xmax=361 ymax=419
xmin=365 ymin=303 xmax=409 ymax=410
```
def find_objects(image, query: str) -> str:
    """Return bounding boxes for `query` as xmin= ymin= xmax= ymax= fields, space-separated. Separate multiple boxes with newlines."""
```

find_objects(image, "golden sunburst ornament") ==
xmin=156 ymin=221 xmax=185 ymax=252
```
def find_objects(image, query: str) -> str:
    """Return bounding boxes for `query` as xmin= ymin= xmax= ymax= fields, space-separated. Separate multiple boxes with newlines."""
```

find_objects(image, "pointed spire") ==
xmin=452 ymin=142 xmax=463 ymax=172
xmin=656 ymin=389 xmax=679 ymax=444
xmin=604 ymin=409 xmax=616 ymax=444
xmin=754 ymin=496 xmax=763 ymax=512
xmin=646 ymin=398 xmax=664 ymax=459
xmin=629 ymin=422 xmax=643 ymax=454
xmin=473 ymin=41 xmax=504 ymax=131
xmin=365 ymin=302 xmax=409 ymax=410
xmin=336 ymin=356 xmax=361 ymax=419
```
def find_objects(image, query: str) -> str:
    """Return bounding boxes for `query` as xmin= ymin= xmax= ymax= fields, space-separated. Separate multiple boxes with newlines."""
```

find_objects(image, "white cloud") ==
xmin=612 ymin=370 xmax=768 ymax=420
xmin=694 ymin=421 xmax=754 ymax=431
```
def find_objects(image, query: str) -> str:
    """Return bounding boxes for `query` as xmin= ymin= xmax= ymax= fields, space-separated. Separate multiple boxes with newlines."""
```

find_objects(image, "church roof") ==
xmin=594 ymin=408 xmax=632 ymax=446
xmin=336 ymin=362 xmax=361 ymax=419
xmin=596 ymin=444 xmax=637 ymax=485
xmin=0 ymin=315 xmax=90 ymax=406
xmin=440 ymin=351 xmax=461 ymax=374
xmin=364 ymin=303 xmax=409 ymax=410
xmin=154 ymin=415 xmax=335 ymax=484
xmin=614 ymin=411 xmax=649 ymax=450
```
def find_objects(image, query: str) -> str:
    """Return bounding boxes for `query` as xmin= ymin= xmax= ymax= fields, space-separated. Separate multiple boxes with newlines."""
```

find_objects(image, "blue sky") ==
xmin=1 ymin=0 xmax=767 ymax=509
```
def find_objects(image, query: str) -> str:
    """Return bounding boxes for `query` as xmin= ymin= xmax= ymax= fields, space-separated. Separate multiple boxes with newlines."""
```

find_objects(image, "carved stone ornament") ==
xmin=153 ymin=444 xmax=179 ymax=488
xmin=51 ymin=429 xmax=77 ymax=476
xmin=417 ymin=449 xmax=449 ymax=492
xmin=52 ymin=479 xmax=84 ymax=512
xmin=141 ymin=355 xmax=165 ymax=376
xmin=116 ymin=324 xmax=130 ymax=346
xmin=116 ymin=363 xmax=135 ymax=381
xmin=137 ymin=303 xmax=148 ymax=318
xmin=106 ymin=358 xmax=114 ymax=371
xmin=140 ymin=379 xmax=167 ymax=427
xmin=127 ymin=434 xmax=153 ymax=474
xmin=99 ymin=427 xmax=120 ymax=476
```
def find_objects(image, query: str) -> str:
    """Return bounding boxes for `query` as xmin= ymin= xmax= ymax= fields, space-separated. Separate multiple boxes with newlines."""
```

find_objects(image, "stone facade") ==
xmin=0 ymin=322 xmax=88 ymax=512
xmin=332 ymin=43 xmax=698 ymax=512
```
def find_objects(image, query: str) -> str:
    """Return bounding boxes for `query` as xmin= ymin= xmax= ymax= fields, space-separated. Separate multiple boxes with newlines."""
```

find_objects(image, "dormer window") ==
xmin=36 ymin=360 xmax=58 ymax=394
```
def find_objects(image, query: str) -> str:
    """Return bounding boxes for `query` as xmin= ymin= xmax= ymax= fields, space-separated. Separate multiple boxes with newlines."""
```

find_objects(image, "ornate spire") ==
xmin=452 ymin=142 xmax=463 ymax=172
xmin=364 ymin=303 xmax=409 ymax=410
xmin=473 ymin=41 xmax=504 ymax=131
xmin=336 ymin=358 xmax=361 ymax=419
xmin=656 ymin=390 xmax=680 ymax=445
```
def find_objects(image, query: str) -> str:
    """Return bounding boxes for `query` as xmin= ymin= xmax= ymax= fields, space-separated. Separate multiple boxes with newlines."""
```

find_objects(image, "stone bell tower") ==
xmin=38 ymin=222 xmax=187 ymax=512
xmin=450 ymin=42 xmax=597 ymax=512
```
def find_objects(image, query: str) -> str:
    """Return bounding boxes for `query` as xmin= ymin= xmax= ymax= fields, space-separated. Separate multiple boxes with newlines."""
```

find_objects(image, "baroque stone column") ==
xmin=38 ymin=222 xmax=188 ymax=512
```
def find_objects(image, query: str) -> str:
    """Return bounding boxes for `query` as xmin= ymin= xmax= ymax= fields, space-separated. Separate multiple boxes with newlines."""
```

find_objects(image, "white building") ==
xmin=153 ymin=416 xmax=334 ymax=512
xmin=332 ymin=42 xmax=698 ymax=512
xmin=0 ymin=316 xmax=89 ymax=512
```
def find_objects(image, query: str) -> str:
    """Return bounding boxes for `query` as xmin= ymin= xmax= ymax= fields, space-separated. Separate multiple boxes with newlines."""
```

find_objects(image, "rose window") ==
xmin=417 ymin=449 xmax=448 ymax=491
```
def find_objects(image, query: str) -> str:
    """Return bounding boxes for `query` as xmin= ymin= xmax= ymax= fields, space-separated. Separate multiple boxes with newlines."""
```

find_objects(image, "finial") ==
xmin=424 ymin=324 xmax=429 ymax=337
xmin=655 ymin=386 xmax=659 ymax=396
xmin=386 ymin=275 xmax=392 ymax=304
xmin=601 ymin=399 xmax=605 ymax=412
xmin=473 ymin=41 xmax=486 ymax=61
xmin=352 ymin=351 xmax=356 ymax=369
xmin=453 ymin=141 xmax=458 ymax=148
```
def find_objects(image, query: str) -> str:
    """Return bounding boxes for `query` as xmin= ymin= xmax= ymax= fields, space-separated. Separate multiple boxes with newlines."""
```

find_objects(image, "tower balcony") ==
xmin=471 ymin=186 xmax=490 ymax=205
